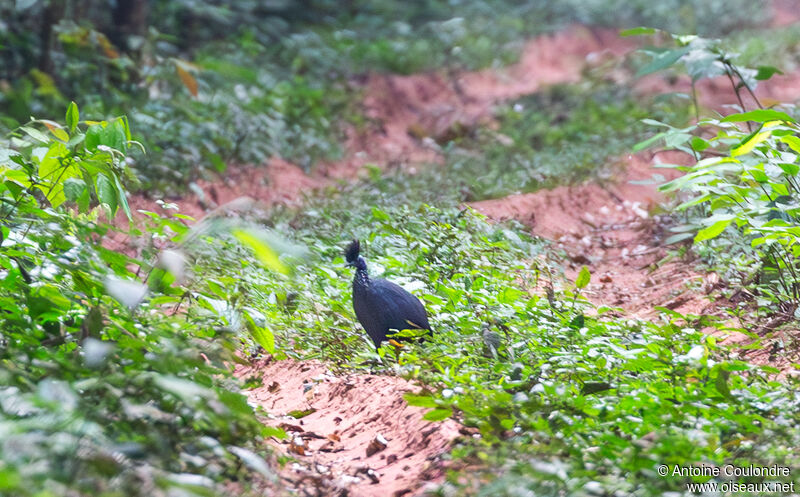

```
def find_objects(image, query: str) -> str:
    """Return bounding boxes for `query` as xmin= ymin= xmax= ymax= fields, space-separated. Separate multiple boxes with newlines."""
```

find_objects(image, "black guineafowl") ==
xmin=345 ymin=239 xmax=430 ymax=350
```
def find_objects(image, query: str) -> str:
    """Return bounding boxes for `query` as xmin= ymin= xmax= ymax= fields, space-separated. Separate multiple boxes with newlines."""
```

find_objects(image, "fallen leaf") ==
xmin=287 ymin=408 xmax=316 ymax=419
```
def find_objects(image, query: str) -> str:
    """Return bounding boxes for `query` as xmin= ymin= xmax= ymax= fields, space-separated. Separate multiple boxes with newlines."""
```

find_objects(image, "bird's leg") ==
xmin=388 ymin=339 xmax=405 ymax=363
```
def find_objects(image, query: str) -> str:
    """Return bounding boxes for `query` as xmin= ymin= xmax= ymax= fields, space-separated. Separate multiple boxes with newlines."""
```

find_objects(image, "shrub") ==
xmin=0 ymin=104 xmax=275 ymax=497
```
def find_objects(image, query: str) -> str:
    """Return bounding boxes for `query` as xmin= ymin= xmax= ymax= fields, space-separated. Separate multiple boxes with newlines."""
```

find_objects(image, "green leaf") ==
xmin=371 ymin=207 xmax=391 ymax=222
xmin=732 ymin=131 xmax=770 ymax=157
xmin=287 ymin=408 xmax=316 ymax=419
xmin=21 ymin=126 xmax=50 ymax=143
xmin=636 ymin=46 xmax=691 ymax=78
xmin=778 ymin=162 xmax=800 ymax=176
xmin=620 ymin=27 xmax=658 ymax=37
xmin=37 ymin=142 xmax=74 ymax=208
xmin=112 ymin=173 xmax=132 ymax=221
xmin=232 ymin=229 xmax=289 ymax=274
xmin=664 ymin=232 xmax=696 ymax=245
xmin=748 ymin=169 xmax=768 ymax=183
xmin=695 ymin=218 xmax=734 ymax=242
xmin=85 ymin=124 xmax=103 ymax=150
xmin=42 ymin=121 xmax=69 ymax=141
xmin=63 ymin=177 xmax=86 ymax=203
xmin=575 ymin=266 xmax=591 ymax=289
xmin=721 ymin=109 xmax=795 ymax=124
xmin=107 ymin=120 xmax=127 ymax=151
xmin=96 ymin=173 xmax=118 ymax=216
xmin=66 ymin=101 xmax=79 ymax=132
xmin=690 ymin=136 xmax=709 ymax=152
xmin=404 ymin=393 xmax=438 ymax=408
xmin=664 ymin=132 xmax=692 ymax=148
xmin=423 ymin=408 xmax=452 ymax=421
xmin=714 ymin=368 xmax=733 ymax=399
xmin=569 ymin=314 xmax=585 ymax=329
xmin=632 ymin=131 xmax=666 ymax=152
xmin=262 ymin=426 xmax=287 ymax=440
xmin=754 ymin=65 xmax=783 ymax=81
xmin=119 ymin=115 xmax=132 ymax=141
xmin=245 ymin=313 xmax=275 ymax=354
xmin=780 ymin=136 xmax=800 ymax=155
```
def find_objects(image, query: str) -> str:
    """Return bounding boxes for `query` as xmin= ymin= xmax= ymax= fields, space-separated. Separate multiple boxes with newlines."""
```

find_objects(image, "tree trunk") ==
xmin=38 ymin=0 xmax=66 ymax=74
xmin=111 ymin=0 xmax=149 ymax=51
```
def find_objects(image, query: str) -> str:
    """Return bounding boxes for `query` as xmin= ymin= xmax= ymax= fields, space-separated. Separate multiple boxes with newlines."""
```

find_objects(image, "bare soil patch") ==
xmin=470 ymin=151 xmax=721 ymax=317
xmin=236 ymin=358 xmax=460 ymax=497
xmin=361 ymin=26 xmax=633 ymax=150
xmin=772 ymin=0 xmax=800 ymax=26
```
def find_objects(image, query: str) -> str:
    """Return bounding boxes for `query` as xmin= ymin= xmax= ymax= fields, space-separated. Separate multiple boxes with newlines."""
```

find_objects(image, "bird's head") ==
xmin=345 ymin=239 xmax=367 ymax=271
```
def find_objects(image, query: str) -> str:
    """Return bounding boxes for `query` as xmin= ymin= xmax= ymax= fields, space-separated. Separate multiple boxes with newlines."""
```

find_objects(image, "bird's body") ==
xmin=345 ymin=240 xmax=430 ymax=349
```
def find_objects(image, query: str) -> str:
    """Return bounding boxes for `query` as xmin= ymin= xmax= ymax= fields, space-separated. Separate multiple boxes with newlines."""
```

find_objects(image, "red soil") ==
xmin=236 ymin=358 xmax=460 ymax=497
xmin=470 ymin=150 xmax=718 ymax=317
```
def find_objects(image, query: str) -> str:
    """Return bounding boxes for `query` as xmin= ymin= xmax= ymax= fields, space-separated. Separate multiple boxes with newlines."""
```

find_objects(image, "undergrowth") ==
xmin=4 ymin=4 xmax=800 ymax=497
xmin=633 ymin=28 xmax=800 ymax=321
xmin=0 ymin=106 xmax=281 ymax=496
xmin=209 ymin=194 xmax=800 ymax=495
xmin=1 ymin=0 xmax=773 ymax=192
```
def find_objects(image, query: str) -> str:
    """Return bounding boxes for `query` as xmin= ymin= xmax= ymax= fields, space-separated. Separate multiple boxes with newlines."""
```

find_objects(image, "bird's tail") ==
xmin=345 ymin=239 xmax=361 ymax=263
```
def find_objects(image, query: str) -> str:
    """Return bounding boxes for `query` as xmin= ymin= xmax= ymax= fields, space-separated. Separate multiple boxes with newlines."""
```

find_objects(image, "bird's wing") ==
xmin=372 ymin=279 xmax=430 ymax=331
xmin=353 ymin=284 xmax=386 ymax=347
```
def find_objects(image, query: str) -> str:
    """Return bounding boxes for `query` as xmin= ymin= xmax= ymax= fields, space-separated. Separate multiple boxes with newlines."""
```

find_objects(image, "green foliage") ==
xmin=634 ymin=30 xmax=800 ymax=313
xmin=0 ymin=105 xmax=273 ymax=496
xmin=444 ymin=83 xmax=689 ymax=199
xmin=660 ymin=112 xmax=800 ymax=311
xmin=3 ymin=4 xmax=797 ymax=496
xmin=0 ymin=0 xmax=774 ymax=191
xmin=225 ymin=196 xmax=800 ymax=495
xmin=726 ymin=23 xmax=800 ymax=71
xmin=438 ymin=316 xmax=800 ymax=495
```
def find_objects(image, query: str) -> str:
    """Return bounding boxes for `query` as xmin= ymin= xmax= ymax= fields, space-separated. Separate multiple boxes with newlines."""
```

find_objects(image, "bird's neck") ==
xmin=354 ymin=268 xmax=370 ymax=286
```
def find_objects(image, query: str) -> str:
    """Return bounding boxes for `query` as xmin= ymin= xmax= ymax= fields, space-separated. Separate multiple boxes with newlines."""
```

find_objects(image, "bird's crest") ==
xmin=345 ymin=239 xmax=361 ymax=264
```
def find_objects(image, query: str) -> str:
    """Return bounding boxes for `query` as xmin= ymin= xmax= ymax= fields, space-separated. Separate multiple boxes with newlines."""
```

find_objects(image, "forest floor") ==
xmin=124 ymin=6 xmax=800 ymax=496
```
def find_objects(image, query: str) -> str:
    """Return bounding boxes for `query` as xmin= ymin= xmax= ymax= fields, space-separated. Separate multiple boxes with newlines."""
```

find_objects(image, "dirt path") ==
xmin=219 ymin=26 xmax=657 ymax=497
xmin=237 ymin=359 xmax=459 ymax=497
xmin=120 ymin=25 xmax=634 ymax=225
